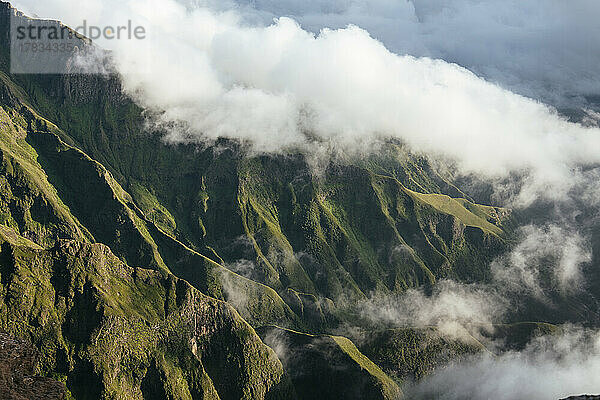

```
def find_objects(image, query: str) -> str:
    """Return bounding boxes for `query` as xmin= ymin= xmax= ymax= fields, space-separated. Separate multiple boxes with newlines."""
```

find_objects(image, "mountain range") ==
xmin=0 ymin=2 xmax=598 ymax=399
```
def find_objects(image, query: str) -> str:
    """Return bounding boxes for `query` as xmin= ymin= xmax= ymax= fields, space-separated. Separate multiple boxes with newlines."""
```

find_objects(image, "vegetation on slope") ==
xmin=257 ymin=326 xmax=401 ymax=400
xmin=359 ymin=328 xmax=484 ymax=384
xmin=0 ymin=43 xmax=510 ymax=308
xmin=0 ymin=226 xmax=295 ymax=399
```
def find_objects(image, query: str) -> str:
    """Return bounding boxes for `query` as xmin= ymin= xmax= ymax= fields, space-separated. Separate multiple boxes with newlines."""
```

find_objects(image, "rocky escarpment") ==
xmin=0 ymin=226 xmax=294 ymax=399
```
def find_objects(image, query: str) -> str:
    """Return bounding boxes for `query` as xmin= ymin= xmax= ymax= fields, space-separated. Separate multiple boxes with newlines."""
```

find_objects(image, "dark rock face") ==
xmin=560 ymin=396 xmax=600 ymax=400
xmin=0 ymin=333 xmax=67 ymax=400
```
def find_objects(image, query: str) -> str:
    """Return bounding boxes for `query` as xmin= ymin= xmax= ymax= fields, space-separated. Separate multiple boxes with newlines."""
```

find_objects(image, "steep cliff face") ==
xmin=0 ymin=226 xmax=294 ymax=399
xmin=0 ymin=73 xmax=301 ymax=329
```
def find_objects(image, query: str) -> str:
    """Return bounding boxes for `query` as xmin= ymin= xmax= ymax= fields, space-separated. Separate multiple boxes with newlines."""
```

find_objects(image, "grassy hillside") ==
xmin=0 ymin=226 xmax=294 ymax=399
xmin=1 ymin=65 xmax=510 ymax=300
xmin=257 ymin=326 xmax=402 ymax=400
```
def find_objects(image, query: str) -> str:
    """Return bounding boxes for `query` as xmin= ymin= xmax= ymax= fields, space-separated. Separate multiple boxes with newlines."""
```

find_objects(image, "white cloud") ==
xmin=492 ymin=225 xmax=591 ymax=295
xmin=410 ymin=326 xmax=600 ymax=400
xmin=11 ymin=0 xmax=600 ymax=205
xmin=358 ymin=280 xmax=508 ymax=340
xmin=209 ymin=0 xmax=600 ymax=107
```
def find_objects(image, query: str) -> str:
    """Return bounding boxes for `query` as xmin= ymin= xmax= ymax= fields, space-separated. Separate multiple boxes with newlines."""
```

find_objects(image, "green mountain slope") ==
xmin=1 ymin=60 xmax=509 ymax=305
xmin=0 ymin=1 xmax=522 ymax=398
xmin=258 ymin=326 xmax=402 ymax=400
xmin=0 ymin=0 xmax=510 ymax=327
xmin=0 ymin=226 xmax=294 ymax=399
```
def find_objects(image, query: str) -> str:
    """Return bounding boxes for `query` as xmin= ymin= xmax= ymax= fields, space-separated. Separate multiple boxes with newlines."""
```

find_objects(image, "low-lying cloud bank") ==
xmin=354 ymin=221 xmax=595 ymax=340
xmin=358 ymin=280 xmax=507 ymax=340
xmin=492 ymin=224 xmax=592 ymax=296
xmin=408 ymin=326 xmax=600 ymax=400
xmin=12 ymin=0 xmax=600 ymax=206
